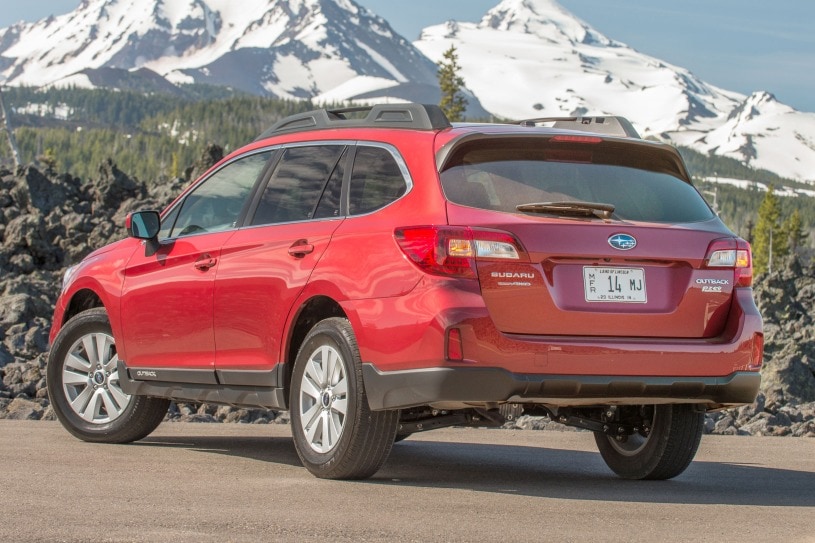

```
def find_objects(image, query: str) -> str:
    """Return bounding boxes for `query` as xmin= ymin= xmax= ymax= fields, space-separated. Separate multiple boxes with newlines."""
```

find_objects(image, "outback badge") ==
xmin=608 ymin=233 xmax=637 ymax=251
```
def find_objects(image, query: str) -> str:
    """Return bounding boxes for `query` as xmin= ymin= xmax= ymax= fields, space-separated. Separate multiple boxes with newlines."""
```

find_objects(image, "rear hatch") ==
xmin=440 ymin=134 xmax=746 ymax=339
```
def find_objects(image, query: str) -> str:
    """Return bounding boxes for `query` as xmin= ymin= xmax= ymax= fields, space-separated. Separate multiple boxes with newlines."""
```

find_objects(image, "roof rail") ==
xmin=518 ymin=116 xmax=641 ymax=139
xmin=256 ymin=103 xmax=451 ymax=140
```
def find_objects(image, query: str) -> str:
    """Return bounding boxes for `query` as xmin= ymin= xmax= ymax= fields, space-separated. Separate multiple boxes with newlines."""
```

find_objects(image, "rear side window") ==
xmin=440 ymin=138 xmax=714 ymax=223
xmin=252 ymin=145 xmax=346 ymax=225
xmin=349 ymin=146 xmax=407 ymax=215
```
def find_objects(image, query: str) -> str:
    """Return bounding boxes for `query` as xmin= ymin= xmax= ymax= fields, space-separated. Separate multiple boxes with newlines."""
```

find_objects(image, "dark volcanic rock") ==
xmin=89 ymin=158 xmax=144 ymax=212
xmin=184 ymin=143 xmax=223 ymax=182
xmin=0 ymin=160 xmax=813 ymax=435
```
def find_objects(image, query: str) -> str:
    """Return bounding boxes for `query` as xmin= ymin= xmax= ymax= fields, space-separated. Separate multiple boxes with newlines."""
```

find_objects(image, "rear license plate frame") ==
xmin=583 ymin=266 xmax=647 ymax=303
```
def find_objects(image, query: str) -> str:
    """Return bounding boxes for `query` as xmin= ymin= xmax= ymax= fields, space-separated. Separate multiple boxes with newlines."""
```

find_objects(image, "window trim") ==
xmin=345 ymin=141 xmax=414 ymax=218
xmin=159 ymin=147 xmax=278 ymax=242
xmin=238 ymin=140 xmax=415 ymax=230
xmin=158 ymin=140 xmax=416 ymax=239
xmin=244 ymin=142 xmax=350 ymax=229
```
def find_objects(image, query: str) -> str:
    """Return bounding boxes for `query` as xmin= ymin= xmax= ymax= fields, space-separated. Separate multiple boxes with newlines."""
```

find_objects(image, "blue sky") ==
xmin=1 ymin=0 xmax=812 ymax=112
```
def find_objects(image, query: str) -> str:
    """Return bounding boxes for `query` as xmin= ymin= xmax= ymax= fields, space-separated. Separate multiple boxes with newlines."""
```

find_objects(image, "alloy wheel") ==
xmin=297 ymin=344 xmax=349 ymax=453
xmin=61 ymin=332 xmax=131 ymax=424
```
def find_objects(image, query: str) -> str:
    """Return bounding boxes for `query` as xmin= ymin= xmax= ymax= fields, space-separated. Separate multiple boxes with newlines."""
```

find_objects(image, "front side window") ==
xmin=349 ymin=146 xmax=408 ymax=215
xmin=167 ymin=151 xmax=272 ymax=238
xmin=251 ymin=146 xmax=346 ymax=226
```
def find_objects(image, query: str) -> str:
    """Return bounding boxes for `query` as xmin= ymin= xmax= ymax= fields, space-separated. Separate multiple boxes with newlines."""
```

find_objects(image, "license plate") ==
xmin=583 ymin=267 xmax=647 ymax=303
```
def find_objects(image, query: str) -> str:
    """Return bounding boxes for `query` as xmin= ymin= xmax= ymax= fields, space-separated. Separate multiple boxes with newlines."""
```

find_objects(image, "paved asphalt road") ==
xmin=1 ymin=420 xmax=813 ymax=543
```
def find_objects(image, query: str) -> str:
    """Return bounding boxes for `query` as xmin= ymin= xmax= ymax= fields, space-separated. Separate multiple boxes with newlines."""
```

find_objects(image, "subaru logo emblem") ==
xmin=608 ymin=233 xmax=637 ymax=251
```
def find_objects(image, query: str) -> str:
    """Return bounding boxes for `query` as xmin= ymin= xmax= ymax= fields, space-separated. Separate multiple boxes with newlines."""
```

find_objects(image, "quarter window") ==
xmin=349 ymin=146 xmax=407 ymax=215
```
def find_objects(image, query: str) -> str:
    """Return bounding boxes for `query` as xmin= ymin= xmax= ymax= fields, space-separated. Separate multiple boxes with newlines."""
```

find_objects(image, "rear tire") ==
xmin=594 ymin=404 xmax=704 ymax=480
xmin=290 ymin=318 xmax=398 ymax=479
xmin=47 ymin=308 xmax=170 ymax=443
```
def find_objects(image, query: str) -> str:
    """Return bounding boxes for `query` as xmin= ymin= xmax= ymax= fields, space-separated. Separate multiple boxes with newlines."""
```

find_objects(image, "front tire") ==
xmin=47 ymin=308 xmax=170 ymax=443
xmin=290 ymin=318 xmax=398 ymax=479
xmin=594 ymin=404 xmax=704 ymax=480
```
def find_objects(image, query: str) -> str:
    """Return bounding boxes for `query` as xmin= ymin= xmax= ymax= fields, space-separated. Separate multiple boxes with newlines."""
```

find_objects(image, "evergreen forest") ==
xmin=0 ymin=86 xmax=812 ymax=262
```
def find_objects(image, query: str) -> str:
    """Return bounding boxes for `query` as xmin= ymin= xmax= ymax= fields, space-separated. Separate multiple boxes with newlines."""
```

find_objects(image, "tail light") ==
xmin=394 ymin=226 xmax=529 ymax=278
xmin=704 ymin=238 xmax=753 ymax=287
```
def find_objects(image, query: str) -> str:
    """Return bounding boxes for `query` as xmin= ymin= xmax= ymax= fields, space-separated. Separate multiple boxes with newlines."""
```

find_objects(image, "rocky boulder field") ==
xmin=1 ymin=158 xmax=813 ymax=436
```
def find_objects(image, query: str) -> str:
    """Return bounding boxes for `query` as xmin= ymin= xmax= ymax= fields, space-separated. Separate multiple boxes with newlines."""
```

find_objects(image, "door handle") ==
xmin=288 ymin=241 xmax=315 ymax=258
xmin=194 ymin=254 xmax=217 ymax=271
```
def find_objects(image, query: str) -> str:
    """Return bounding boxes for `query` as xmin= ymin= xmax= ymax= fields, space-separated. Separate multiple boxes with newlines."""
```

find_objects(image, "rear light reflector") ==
xmin=704 ymin=238 xmax=753 ymax=287
xmin=446 ymin=328 xmax=464 ymax=361
xmin=394 ymin=226 xmax=528 ymax=278
xmin=751 ymin=333 xmax=764 ymax=369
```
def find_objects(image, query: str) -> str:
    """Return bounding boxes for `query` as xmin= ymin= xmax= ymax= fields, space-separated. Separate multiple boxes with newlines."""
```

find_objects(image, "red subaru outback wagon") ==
xmin=47 ymin=104 xmax=763 ymax=480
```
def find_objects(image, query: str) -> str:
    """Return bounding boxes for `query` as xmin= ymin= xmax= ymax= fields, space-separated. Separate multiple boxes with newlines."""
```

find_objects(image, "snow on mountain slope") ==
xmin=0 ymin=0 xmax=438 ymax=101
xmin=0 ymin=0 xmax=813 ymax=181
xmin=670 ymin=91 xmax=815 ymax=182
xmin=414 ymin=0 xmax=815 ymax=183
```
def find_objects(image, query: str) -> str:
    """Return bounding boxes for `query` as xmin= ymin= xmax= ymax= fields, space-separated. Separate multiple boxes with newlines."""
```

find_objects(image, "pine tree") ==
xmin=437 ymin=45 xmax=468 ymax=122
xmin=171 ymin=152 xmax=180 ymax=179
xmin=751 ymin=186 xmax=787 ymax=274
xmin=781 ymin=209 xmax=808 ymax=257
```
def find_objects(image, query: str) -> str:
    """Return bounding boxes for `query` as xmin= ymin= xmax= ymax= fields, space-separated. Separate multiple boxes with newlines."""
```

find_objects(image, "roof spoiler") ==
xmin=518 ymin=116 xmax=641 ymax=138
xmin=256 ymin=103 xmax=452 ymax=140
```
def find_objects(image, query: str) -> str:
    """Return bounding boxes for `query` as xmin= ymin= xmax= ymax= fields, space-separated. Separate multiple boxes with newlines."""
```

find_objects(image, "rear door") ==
xmin=213 ymin=144 xmax=347 ymax=381
xmin=441 ymin=137 xmax=735 ymax=339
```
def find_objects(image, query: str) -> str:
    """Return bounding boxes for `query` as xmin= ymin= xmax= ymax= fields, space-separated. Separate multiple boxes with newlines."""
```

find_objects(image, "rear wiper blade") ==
xmin=516 ymin=201 xmax=616 ymax=219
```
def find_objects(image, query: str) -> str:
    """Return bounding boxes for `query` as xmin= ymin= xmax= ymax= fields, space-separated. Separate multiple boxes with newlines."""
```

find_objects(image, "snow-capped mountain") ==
xmin=414 ymin=0 xmax=815 ymax=183
xmin=0 ymin=0 xmax=813 ymax=182
xmin=0 ymin=0 xmax=475 ymax=109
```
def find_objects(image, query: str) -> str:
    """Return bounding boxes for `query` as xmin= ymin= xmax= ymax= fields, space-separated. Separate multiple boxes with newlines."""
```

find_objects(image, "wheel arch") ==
xmin=63 ymin=289 xmax=106 ymax=324
xmin=284 ymin=295 xmax=348 ymax=406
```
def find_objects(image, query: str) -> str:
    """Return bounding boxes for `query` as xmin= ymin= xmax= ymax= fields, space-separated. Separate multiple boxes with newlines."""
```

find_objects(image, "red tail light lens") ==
xmin=394 ymin=226 xmax=528 ymax=278
xmin=704 ymin=238 xmax=753 ymax=287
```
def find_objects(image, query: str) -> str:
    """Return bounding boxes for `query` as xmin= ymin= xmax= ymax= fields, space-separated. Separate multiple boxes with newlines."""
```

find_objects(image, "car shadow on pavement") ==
xmin=376 ymin=439 xmax=815 ymax=507
xmin=135 ymin=431 xmax=815 ymax=508
xmin=137 ymin=434 xmax=304 ymax=468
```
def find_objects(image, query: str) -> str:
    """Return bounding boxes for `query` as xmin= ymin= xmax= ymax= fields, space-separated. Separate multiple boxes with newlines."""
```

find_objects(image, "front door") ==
xmin=119 ymin=150 xmax=273 ymax=375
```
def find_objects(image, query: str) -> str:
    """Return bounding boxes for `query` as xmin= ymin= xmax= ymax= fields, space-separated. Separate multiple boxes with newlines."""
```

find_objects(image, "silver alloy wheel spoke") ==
xmin=332 ymin=377 xmax=348 ymax=398
xmin=65 ymin=352 xmax=91 ymax=373
xmin=70 ymin=386 xmax=94 ymax=416
xmin=332 ymin=397 xmax=348 ymax=417
xmin=307 ymin=357 xmax=326 ymax=388
xmin=82 ymin=391 xmax=103 ymax=422
xmin=299 ymin=343 xmax=348 ymax=454
xmin=300 ymin=374 xmax=323 ymax=402
xmin=108 ymin=381 xmax=130 ymax=408
xmin=62 ymin=331 xmax=131 ymax=424
xmin=62 ymin=371 xmax=88 ymax=386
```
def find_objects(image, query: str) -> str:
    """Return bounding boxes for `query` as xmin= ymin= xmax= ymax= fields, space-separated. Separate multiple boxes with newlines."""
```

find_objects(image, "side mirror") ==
xmin=126 ymin=210 xmax=161 ymax=240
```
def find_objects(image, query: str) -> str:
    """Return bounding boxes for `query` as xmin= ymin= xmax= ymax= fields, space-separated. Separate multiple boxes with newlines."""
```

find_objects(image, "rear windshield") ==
xmin=440 ymin=138 xmax=714 ymax=223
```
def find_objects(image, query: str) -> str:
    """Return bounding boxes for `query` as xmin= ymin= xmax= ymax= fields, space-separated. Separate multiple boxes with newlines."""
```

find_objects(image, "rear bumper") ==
xmin=362 ymin=364 xmax=761 ymax=410
xmin=351 ymin=283 xmax=763 ymax=411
